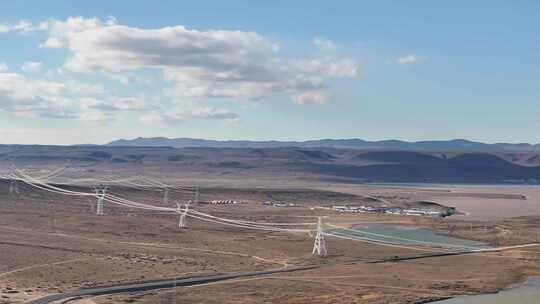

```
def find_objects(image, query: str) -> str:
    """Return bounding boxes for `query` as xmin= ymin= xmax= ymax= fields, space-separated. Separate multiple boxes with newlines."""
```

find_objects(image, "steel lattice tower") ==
xmin=95 ymin=187 xmax=107 ymax=215
xmin=163 ymin=187 xmax=169 ymax=205
xmin=312 ymin=216 xmax=327 ymax=256
xmin=178 ymin=201 xmax=190 ymax=228
xmin=9 ymin=179 xmax=19 ymax=197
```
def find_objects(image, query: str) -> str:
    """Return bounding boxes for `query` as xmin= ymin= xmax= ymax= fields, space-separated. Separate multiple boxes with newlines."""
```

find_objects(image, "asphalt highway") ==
xmin=30 ymin=265 xmax=318 ymax=304
xmin=29 ymin=241 xmax=538 ymax=304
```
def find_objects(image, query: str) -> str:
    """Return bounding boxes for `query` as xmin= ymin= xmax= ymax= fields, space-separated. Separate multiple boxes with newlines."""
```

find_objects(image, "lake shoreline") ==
xmin=427 ymin=276 xmax=540 ymax=303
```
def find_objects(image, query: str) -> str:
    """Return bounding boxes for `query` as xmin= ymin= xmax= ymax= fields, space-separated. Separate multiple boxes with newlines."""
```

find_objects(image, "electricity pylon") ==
xmin=312 ymin=216 xmax=327 ymax=257
xmin=9 ymin=179 xmax=19 ymax=197
xmin=163 ymin=186 xmax=169 ymax=205
xmin=95 ymin=187 xmax=107 ymax=215
xmin=177 ymin=201 xmax=190 ymax=229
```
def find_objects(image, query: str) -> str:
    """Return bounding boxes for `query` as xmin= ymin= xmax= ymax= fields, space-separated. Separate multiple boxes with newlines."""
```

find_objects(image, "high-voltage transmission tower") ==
xmin=177 ymin=201 xmax=190 ymax=229
xmin=163 ymin=186 xmax=169 ymax=205
xmin=9 ymin=179 xmax=19 ymax=198
xmin=312 ymin=216 xmax=327 ymax=257
xmin=94 ymin=187 xmax=107 ymax=215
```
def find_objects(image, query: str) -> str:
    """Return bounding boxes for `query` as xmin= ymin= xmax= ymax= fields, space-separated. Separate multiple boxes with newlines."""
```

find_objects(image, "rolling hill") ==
xmin=108 ymin=137 xmax=540 ymax=152
xmin=1 ymin=145 xmax=539 ymax=184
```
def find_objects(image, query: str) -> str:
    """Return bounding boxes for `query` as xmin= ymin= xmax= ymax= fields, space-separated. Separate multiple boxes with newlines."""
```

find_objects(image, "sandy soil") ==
xmin=424 ymin=185 xmax=540 ymax=221
xmin=0 ymin=181 xmax=539 ymax=303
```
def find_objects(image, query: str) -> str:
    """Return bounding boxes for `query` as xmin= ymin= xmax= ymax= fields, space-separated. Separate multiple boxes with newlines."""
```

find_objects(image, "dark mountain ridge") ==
xmin=108 ymin=137 xmax=540 ymax=152
xmin=0 ymin=145 xmax=539 ymax=184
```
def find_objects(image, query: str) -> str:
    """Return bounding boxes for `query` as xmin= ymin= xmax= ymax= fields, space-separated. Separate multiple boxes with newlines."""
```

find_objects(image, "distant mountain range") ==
xmin=1 ymin=145 xmax=539 ymax=183
xmin=108 ymin=137 xmax=540 ymax=152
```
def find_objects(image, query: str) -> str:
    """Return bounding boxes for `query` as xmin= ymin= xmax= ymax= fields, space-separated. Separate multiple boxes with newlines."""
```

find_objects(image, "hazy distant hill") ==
xmin=108 ymin=137 xmax=540 ymax=152
xmin=1 ymin=145 xmax=539 ymax=184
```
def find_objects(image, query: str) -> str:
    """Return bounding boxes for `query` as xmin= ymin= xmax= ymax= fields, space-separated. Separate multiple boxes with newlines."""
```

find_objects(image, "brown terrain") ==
xmin=0 ymin=146 xmax=539 ymax=303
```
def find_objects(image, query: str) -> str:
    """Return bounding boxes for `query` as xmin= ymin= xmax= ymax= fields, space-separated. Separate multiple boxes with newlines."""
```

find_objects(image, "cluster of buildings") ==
xmin=207 ymin=199 xmax=240 ymax=205
xmin=385 ymin=208 xmax=444 ymax=217
xmin=262 ymin=201 xmax=297 ymax=207
xmin=329 ymin=205 xmax=444 ymax=217
xmin=331 ymin=205 xmax=379 ymax=213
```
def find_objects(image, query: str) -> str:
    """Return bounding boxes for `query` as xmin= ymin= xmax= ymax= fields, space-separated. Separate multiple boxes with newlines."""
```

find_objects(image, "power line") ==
xmin=3 ymin=166 xmax=495 ymax=256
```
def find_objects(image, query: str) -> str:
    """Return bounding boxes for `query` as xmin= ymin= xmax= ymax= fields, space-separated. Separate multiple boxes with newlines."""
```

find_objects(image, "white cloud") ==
xmin=189 ymin=107 xmax=239 ymax=120
xmin=100 ymin=70 xmax=139 ymax=85
xmin=140 ymin=106 xmax=238 ymax=125
xmin=0 ymin=68 xmax=237 ymax=123
xmin=292 ymin=90 xmax=329 ymax=105
xmin=12 ymin=21 xmax=35 ymax=33
xmin=1 ymin=16 xmax=359 ymax=126
xmin=37 ymin=16 xmax=358 ymax=105
xmin=78 ymin=110 xmax=108 ymax=121
xmin=22 ymin=61 xmax=43 ymax=73
xmin=0 ymin=20 xmax=44 ymax=34
xmin=40 ymin=17 xmax=104 ymax=48
xmin=91 ymin=97 xmax=147 ymax=112
xmin=313 ymin=37 xmax=337 ymax=51
xmin=396 ymin=55 xmax=418 ymax=65
xmin=0 ymin=69 xmax=120 ymax=121
xmin=296 ymin=57 xmax=358 ymax=78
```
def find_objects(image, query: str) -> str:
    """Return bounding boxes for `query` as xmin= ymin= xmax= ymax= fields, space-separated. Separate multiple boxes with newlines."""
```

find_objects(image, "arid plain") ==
xmin=1 ymin=146 xmax=540 ymax=303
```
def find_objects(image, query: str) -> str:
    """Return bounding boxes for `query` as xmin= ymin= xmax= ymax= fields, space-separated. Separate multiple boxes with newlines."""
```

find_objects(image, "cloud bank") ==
xmin=0 ymin=17 xmax=358 ymax=123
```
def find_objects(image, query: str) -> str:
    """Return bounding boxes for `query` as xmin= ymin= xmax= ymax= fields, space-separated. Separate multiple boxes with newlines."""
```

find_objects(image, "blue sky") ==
xmin=0 ymin=1 xmax=539 ymax=144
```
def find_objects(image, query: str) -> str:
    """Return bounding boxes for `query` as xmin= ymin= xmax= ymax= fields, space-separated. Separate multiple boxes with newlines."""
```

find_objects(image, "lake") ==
xmin=435 ymin=276 xmax=540 ymax=304
xmin=328 ymin=223 xmax=489 ymax=250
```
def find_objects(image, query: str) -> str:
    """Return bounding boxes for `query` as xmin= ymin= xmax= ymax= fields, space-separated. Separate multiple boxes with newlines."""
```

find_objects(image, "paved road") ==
xmin=30 ymin=266 xmax=317 ymax=304
xmin=368 ymin=243 xmax=540 ymax=263
xmin=30 ymin=242 xmax=538 ymax=304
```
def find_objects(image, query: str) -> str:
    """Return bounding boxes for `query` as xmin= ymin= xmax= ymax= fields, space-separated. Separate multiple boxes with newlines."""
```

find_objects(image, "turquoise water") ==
xmin=329 ymin=224 xmax=489 ymax=250
xmin=329 ymin=224 xmax=537 ymax=303
xmin=435 ymin=277 xmax=540 ymax=304
xmin=368 ymin=183 xmax=540 ymax=188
